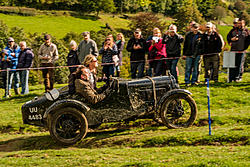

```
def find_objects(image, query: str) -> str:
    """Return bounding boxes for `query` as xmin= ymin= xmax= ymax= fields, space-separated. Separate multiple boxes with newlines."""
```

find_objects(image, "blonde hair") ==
xmin=117 ymin=33 xmax=125 ymax=42
xmin=153 ymin=27 xmax=161 ymax=33
xmin=69 ymin=40 xmax=77 ymax=47
xmin=83 ymin=54 xmax=96 ymax=67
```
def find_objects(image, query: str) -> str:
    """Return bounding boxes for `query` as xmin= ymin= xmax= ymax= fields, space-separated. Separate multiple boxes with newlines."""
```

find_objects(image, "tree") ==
xmin=174 ymin=0 xmax=204 ymax=33
xmin=241 ymin=11 xmax=250 ymax=25
xmin=129 ymin=12 xmax=168 ymax=38
xmin=149 ymin=0 xmax=167 ymax=13
xmin=234 ymin=0 xmax=246 ymax=11
xmin=213 ymin=6 xmax=226 ymax=21
xmin=85 ymin=0 xmax=116 ymax=16
xmin=164 ymin=0 xmax=182 ymax=16
xmin=196 ymin=0 xmax=217 ymax=19
xmin=0 ymin=20 xmax=9 ymax=49
xmin=196 ymin=0 xmax=227 ymax=19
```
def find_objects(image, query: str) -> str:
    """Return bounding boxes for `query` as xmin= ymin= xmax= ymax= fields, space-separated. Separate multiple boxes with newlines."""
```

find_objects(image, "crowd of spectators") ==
xmin=0 ymin=18 xmax=249 ymax=98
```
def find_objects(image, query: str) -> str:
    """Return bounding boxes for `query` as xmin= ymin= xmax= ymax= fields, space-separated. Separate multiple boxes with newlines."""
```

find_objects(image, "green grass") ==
xmin=0 ymin=14 xmax=103 ymax=39
xmin=99 ymin=14 xmax=130 ymax=31
xmin=0 ymin=13 xmax=236 ymax=42
xmin=0 ymin=13 xmax=131 ymax=39
xmin=0 ymin=72 xmax=249 ymax=166
xmin=0 ymin=146 xmax=249 ymax=167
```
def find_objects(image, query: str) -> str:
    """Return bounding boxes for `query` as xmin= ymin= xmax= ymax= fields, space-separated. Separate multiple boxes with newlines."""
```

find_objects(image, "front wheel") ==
xmin=160 ymin=93 xmax=197 ymax=129
xmin=48 ymin=107 xmax=88 ymax=145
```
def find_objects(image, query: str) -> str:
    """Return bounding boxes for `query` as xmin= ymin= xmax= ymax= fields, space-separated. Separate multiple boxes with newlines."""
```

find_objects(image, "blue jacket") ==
xmin=5 ymin=45 xmax=21 ymax=70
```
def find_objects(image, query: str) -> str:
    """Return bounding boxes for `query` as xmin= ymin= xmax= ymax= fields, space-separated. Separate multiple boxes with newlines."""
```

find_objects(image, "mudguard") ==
xmin=43 ymin=99 xmax=90 ymax=119
xmin=156 ymin=89 xmax=192 ymax=111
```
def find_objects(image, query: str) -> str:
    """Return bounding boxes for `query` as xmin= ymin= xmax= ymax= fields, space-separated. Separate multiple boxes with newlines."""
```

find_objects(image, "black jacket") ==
xmin=227 ymin=27 xmax=237 ymax=44
xmin=67 ymin=49 xmax=80 ymax=73
xmin=183 ymin=31 xmax=204 ymax=57
xmin=0 ymin=55 xmax=12 ymax=76
xmin=17 ymin=48 xmax=34 ymax=68
xmin=203 ymin=31 xmax=222 ymax=55
xmin=162 ymin=34 xmax=184 ymax=57
xmin=126 ymin=37 xmax=146 ymax=61
xmin=227 ymin=27 xmax=250 ymax=51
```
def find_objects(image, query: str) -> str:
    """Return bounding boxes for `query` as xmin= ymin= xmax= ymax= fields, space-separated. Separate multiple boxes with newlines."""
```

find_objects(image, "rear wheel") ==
xmin=48 ymin=107 xmax=88 ymax=145
xmin=160 ymin=93 xmax=197 ymax=129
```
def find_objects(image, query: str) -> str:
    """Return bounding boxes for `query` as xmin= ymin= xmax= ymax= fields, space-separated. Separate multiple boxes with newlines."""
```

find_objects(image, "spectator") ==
xmin=226 ymin=19 xmax=249 ymax=82
xmin=162 ymin=24 xmax=184 ymax=83
xmin=5 ymin=37 xmax=21 ymax=95
xmin=99 ymin=37 xmax=118 ymax=82
xmin=0 ymin=49 xmax=12 ymax=97
xmin=227 ymin=18 xmax=239 ymax=45
xmin=77 ymin=31 xmax=98 ymax=64
xmin=38 ymin=34 xmax=59 ymax=92
xmin=239 ymin=20 xmax=249 ymax=80
xmin=203 ymin=22 xmax=223 ymax=83
xmin=186 ymin=21 xmax=196 ymax=32
xmin=186 ymin=21 xmax=202 ymax=83
xmin=183 ymin=23 xmax=204 ymax=86
xmin=17 ymin=41 xmax=34 ymax=94
xmin=126 ymin=28 xmax=146 ymax=79
xmin=67 ymin=40 xmax=80 ymax=74
xmin=115 ymin=33 xmax=125 ymax=77
xmin=148 ymin=28 xmax=167 ymax=76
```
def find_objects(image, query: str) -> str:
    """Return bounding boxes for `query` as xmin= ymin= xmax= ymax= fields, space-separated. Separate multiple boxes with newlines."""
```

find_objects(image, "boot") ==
xmin=14 ymin=89 xmax=20 ymax=95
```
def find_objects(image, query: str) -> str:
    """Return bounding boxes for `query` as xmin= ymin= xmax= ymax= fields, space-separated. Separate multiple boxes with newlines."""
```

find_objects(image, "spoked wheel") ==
xmin=160 ymin=93 xmax=197 ymax=129
xmin=48 ymin=107 xmax=88 ymax=145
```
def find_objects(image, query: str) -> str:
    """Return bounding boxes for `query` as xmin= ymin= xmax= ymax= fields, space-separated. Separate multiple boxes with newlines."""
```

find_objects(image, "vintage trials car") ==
xmin=21 ymin=75 xmax=198 ymax=145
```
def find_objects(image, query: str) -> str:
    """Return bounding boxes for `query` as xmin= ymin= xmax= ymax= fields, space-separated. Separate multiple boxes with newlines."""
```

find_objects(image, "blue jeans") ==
xmin=153 ymin=60 xmax=166 ymax=76
xmin=20 ymin=70 xmax=29 ymax=94
xmin=185 ymin=56 xmax=201 ymax=84
xmin=9 ymin=70 xmax=20 ymax=90
xmin=102 ymin=65 xmax=114 ymax=80
xmin=166 ymin=58 xmax=179 ymax=83
xmin=131 ymin=62 xmax=145 ymax=79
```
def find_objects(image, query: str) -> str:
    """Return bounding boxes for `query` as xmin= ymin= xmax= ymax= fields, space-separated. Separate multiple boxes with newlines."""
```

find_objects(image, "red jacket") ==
xmin=148 ymin=38 xmax=167 ymax=60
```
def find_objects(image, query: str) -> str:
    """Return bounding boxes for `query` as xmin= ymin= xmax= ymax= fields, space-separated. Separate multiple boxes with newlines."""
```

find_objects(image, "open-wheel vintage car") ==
xmin=21 ymin=75 xmax=198 ymax=145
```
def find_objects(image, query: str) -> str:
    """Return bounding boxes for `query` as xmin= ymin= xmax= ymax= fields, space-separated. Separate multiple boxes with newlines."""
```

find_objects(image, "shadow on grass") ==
xmin=179 ymin=81 xmax=250 ymax=89
xmin=72 ymin=15 xmax=99 ymax=21
xmin=0 ymin=93 xmax=40 ymax=103
xmin=0 ymin=128 xmax=133 ymax=152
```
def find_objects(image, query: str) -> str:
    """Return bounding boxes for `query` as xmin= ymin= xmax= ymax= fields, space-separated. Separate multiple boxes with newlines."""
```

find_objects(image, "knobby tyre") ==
xmin=48 ymin=107 xmax=88 ymax=145
xmin=160 ymin=93 xmax=197 ymax=129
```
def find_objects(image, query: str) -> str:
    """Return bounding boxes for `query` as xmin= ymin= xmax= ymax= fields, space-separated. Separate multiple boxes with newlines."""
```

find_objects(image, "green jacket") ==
xmin=75 ymin=79 xmax=106 ymax=104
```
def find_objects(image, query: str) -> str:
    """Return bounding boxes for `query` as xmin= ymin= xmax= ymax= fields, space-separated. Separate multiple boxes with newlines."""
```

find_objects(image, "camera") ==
xmin=152 ymin=36 xmax=160 ymax=43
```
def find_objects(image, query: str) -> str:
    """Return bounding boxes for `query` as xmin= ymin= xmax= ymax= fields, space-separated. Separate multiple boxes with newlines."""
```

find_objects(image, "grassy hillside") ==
xmin=0 ymin=13 xmax=233 ymax=41
xmin=0 ymin=13 xmax=130 ymax=39
xmin=0 ymin=73 xmax=249 ymax=166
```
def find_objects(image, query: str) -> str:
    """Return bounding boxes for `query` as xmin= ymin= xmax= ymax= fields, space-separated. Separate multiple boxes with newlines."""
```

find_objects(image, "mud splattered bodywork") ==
xmin=22 ymin=76 xmax=176 ymax=127
xmin=21 ymin=75 xmax=197 ymax=145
